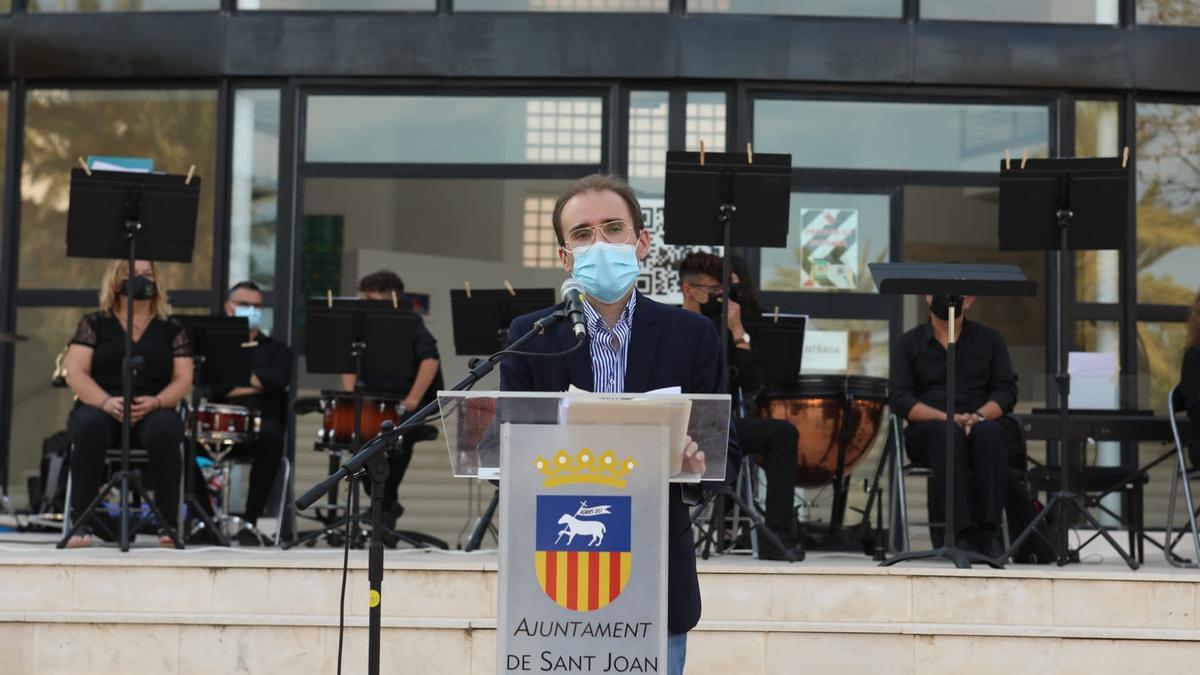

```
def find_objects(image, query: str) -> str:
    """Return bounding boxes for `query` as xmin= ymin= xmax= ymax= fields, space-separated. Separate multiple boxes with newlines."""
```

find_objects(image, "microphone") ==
xmin=560 ymin=279 xmax=589 ymax=342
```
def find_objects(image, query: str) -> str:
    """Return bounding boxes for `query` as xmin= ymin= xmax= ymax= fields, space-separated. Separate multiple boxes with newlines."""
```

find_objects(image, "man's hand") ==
xmin=953 ymin=413 xmax=979 ymax=436
xmin=681 ymin=435 xmax=706 ymax=474
xmin=402 ymin=396 xmax=421 ymax=414
xmin=724 ymin=298 xmax=744 ymax=336
xmin=101 ymin=396 xmax=125 ymax=422
xmin=249 ymin=373 xmax=264 ymax=392
xmin=129 ymin=396 xmax=161 ymax=424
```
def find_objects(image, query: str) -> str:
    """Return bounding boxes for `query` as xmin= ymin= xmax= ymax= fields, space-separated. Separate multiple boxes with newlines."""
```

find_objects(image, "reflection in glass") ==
xmin=1137 ymin=0 xmax=1200 ymax=26
xmin=1137 ymin=321 xmax=1188 ymax=413
xmin=801 ymin=318 xmax=889 ymax=378
xmin=20 ymin=89 xmax=218 ymax=290
xmin=760 ymin=191 xmax=889 ymax=294
xmin=922 ymin=0 xmax=1118 ymax=23
xmin=239 ymin=0 xmax=432 ymax=8
xmin=754 ymin=99 xmax=1049 ymax=172
xmin=455 ymin=0 xmax=666 ymax=11
xmin=8 ymin=307 xmax=93 ymax=511
xmin=299 ymin=178 xmax=572 ymax=389
xmin=306 ymin=96 xmax=604 ymax=164
xmin=230 ymin=90 xmax=280 ymax=291
xmin=686 ymin=92 xmax=726 ymax=153
xmin=1074 ymin=100 xmax=1121 ymax=304
xmin=689 ymin=0 xmax=897 ymax=16
xmin=30 ymin=0 xmax=217 ymax=10
xmin=902 ymin=185 xmax=1047 ymax=410
xmin=1135 ymin=103 xmax=1200 ymax=305
xmin=627 ymin=91 xmax=668 ymax=199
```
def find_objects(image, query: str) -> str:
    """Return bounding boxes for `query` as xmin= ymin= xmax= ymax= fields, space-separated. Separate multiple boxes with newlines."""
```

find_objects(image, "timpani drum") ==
xmin=758 ymin=374 xmax=888 ymax=488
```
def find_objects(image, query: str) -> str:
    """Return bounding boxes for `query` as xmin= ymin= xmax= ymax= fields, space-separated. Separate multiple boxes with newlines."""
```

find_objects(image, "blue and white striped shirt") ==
xmin=582 ymin=292 xmax=637 ymax=393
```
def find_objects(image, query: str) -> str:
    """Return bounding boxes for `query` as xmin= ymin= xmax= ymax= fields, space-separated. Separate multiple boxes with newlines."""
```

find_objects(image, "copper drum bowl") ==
xmin=758 ymin=375 xmax=888 ymax=488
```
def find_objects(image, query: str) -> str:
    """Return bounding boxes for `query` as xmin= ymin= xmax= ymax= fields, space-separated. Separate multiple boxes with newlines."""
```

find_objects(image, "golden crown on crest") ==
xmin=535 ymin=448 xmax=636 ymax=489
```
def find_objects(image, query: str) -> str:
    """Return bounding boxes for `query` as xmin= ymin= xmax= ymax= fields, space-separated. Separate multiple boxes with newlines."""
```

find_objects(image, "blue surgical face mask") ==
xmin=233 ymin=305 xmax=263 ymax=331
xmin=570 ymin=242 xmax=641 ymax=304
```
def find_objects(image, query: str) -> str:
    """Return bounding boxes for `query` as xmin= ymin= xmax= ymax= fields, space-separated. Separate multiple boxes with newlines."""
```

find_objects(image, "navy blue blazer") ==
xmin=500 ymin=292 xmax=741 ymax=634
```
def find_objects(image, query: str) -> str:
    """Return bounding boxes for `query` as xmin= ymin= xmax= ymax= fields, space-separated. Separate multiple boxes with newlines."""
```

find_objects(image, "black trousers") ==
xmin=227 ymin=416 xmax=286 ymax=524
xmin=906 ymin=419 xmax=1008 ymax=539
xmin=67 ymin=405 xmax=184 ymax=529
xmin=735 ymin=416 xmax=799 ymax=539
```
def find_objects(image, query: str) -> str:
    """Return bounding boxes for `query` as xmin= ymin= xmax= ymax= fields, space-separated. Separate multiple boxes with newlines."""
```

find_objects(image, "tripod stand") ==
xmin=999 ymin=157 xmax=1138 ymax=569
xmin=58 ymin=168 xmax=200 ymax=551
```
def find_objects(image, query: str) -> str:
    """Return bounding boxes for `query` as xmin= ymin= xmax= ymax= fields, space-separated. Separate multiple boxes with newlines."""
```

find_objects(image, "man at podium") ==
xmin=889 ymin=294 xmax=1017 ymax=559
xmin=500 ymin=174 xmax=740 ymax=675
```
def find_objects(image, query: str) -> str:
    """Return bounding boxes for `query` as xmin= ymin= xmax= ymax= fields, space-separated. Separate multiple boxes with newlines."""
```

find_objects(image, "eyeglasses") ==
xmin=563 ymin=220 xmax=636 ymax=251
xmin=233 ymin=301 xmax=264 ymax=309
xmin=689 ymin=283 xmax=723 ymax=296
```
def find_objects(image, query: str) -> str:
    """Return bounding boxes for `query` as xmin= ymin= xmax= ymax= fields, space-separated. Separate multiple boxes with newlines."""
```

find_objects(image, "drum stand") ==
xmin=183 ymin=355 xmax=231 ymax=546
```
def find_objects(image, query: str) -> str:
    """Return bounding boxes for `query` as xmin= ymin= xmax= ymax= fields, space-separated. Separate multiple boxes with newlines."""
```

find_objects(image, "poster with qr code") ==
xmin=799 ymin=208 xmax=858 ymax=290
xmin=637 ymin=198 xmax=723 ymax=305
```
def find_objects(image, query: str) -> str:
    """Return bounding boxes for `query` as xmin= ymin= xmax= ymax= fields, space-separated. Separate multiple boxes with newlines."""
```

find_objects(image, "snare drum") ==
xmin=193 ymin=403 xmax=261 ymax=445
xmin=319 ymin=390 xmax=404 ymax=447
xmin=758 ymin=375 xmax=888 ymax=488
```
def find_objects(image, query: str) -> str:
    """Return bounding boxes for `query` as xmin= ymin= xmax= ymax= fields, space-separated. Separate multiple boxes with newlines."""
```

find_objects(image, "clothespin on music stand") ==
xmin=77 ymin=157 xmax=92 ymax=176
xmin=699 ymin=140 xmax=706 ymax=167
xmin=1020 ymin=149 xmax=1029 ymax=170
xmin=772 ymin=306 xmax=780 ymax=323
xmin=1122 ymin=146 xmax=1129 ymax=169
xmin=185 ymin=164 xmax=196 ymax=185
xmin=464 ymin=281 xmax=472 ymax=299
xmin=1004 ymin=149 xmax=1011 ymax=171
xmin=242 ymin=340 xmax=259 ymax=348
xmin=326 ymin=289 xmax=333 ymax=308
xmin=504 ymin=280 xmax=516 ymax=297
xmin=746 ymin=143 xmax=753 ymax=164
xmin=391 ymin=290 xmax=399 ymax=309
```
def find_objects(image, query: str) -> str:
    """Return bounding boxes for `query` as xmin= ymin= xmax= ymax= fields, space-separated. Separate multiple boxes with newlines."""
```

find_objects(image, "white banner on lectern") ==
xmin=498 ymin=423 xmax=669 ymax=674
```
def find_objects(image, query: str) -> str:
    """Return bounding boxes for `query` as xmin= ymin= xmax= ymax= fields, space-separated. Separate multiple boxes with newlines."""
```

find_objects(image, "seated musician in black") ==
xmin=63 ymin=260 xmax=194 ymax=548
xmin=678 ymin=252 xmax=804 ymax=561
xmin=339 ymin=270 xmax=444 ymax=531
xmin=889 ymin=295 xmax=1018 ymax=559
xmin=207 ymin=281 xmax=293 ymax=545
xmin=1181 ymin=291 xmax=1200 ymax=469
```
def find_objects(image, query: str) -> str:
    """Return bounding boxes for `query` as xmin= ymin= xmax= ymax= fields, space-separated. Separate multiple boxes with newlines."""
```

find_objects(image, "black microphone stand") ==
xmin=295 ymin=308 xmax=572 ymax=675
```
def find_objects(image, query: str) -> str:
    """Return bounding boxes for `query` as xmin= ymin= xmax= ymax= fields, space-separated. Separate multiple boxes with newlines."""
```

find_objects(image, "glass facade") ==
xmin=754 ymin=99 xmax=1050 ymax=172
xmin=229 ymin=89 xmax=281 ymax=291
xmin=689 ymin=0 xmax=898 ymax=17
xmin=1138 ymin=0 xmax=1200 ymax=26
xmin=20 ymin=89 xmax=218 ymax=291
xmin=30 ymin=0 xmax=218 ymax=10
xmin=1074 ymin=100 xmax=1122 ymax=305
xmin=1135 ymin=102 xmax=1200 ymax=305
xmin=305 ymin=95 xmax=604 ymax=164
xmin=239 ymin=0 xmax=433 ymax=8
xmin=455 ymin=0 xmax=666 ymax=10
xmin=922 ymin=0 xmax=1119 ymax=24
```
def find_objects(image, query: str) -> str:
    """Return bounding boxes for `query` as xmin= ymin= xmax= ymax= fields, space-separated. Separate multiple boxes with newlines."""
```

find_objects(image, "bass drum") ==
xmin=758 ymin=375 xmax=888 ymax=488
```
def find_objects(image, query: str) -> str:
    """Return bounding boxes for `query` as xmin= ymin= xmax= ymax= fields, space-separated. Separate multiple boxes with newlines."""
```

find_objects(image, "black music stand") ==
xmin=871 ymin=262 xmax=1037 ymax=569
xmin=999 ymin=157 xmax=1139 ymax=570
xmin=58 ymin=168 xmax=200 ymax=551
xmin=450 ymin=288 xmax=555 ymax=355
xmin=666 ymin=150 xmax=796 ymax=560
xmin=175 ymin=316 xmax=251 ymax=546
xmin=747 ymin=316 xmax=807 ymax=387
xmin=286 ymin=300 xmax=429 ymax=551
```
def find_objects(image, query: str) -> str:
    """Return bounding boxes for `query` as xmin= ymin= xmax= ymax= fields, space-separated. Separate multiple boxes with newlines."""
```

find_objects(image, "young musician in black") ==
xmin=208 ymin=281 xmax=293 ymax=545
xmin=339 ymin=271 xmax=445 ymax=531
xmin=1180 ymin=290 xmax=1200 ymax=469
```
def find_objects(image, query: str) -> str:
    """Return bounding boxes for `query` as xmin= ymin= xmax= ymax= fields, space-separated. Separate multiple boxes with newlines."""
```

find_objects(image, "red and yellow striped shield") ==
xmin=534 ymin=551 xmax=632 ymax=612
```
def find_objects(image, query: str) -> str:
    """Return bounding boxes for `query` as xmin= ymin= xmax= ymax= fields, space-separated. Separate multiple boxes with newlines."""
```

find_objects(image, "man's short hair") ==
xmin=678 ymin=251 xmax=723 ymax=283
xmin=358 ymin=271 xmax=405 ymax=295
xmin=551 ymin=174 xmax=645 ymax=247
xmin=227 ymin=280 xmax=263 ymax=299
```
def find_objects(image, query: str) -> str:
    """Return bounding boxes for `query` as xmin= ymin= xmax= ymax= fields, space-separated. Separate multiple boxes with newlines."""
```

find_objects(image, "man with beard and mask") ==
xmin=207 ymin=281 xmax=293 ymax=545
xmin=677 ymin=251 xmax=804 ymax=561
xmin=889 ymin=294 xmax=1018 ymax=559
xmin=500 ymin=174 xmax=740 ymax=675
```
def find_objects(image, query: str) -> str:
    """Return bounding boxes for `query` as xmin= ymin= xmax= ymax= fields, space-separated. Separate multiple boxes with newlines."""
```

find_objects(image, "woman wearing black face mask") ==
xmin=62 ymin=259 xmax=194 ymax=548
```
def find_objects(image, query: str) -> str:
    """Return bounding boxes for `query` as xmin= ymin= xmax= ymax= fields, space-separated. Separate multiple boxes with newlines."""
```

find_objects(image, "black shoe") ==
xmin=235 ymin=527 xmax=269 ymax=547
xmin=187 ymin=524 xmax=219 ymax=545
xmin=757 ymin=535 xmax=805 ymax=562
xmin=954 ymin=533 xmax=979 ymax=554
xmin=380 ymin=502 xmax=405 ymax=532
xmin=977 ymin=529 xmax=1006 ymax=560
